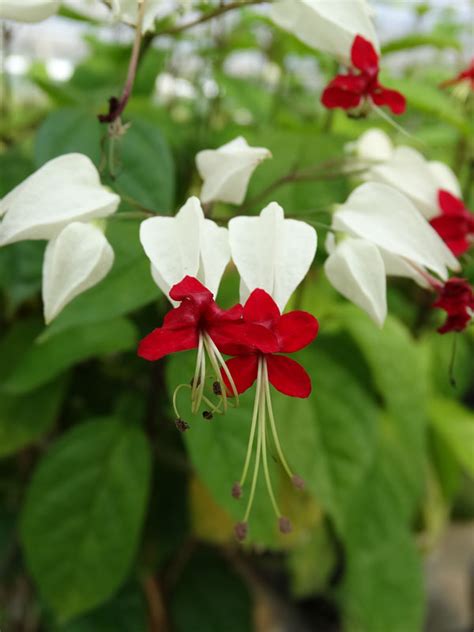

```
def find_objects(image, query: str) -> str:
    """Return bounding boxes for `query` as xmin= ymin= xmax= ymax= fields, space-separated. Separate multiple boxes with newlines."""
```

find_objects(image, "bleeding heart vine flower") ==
xmin=366 ymin=144 xmax=461 ymax=219
xmin=229 ymin=202 xmax=317 ymax=310
xmin=221 ymin=289 xmax=319 ymax=540
xmin=321 ymin=35 xmax=406 ymax=115
xmin=0 ymin=0 xmax=59 ymax=22
xmin=429 ymin=191 xmax=474 ymax=257
xmin=0 ymin=154 xmax=120 ymax=322
xmin=196 ymin=137 xmax=271 ymax=205
xmin=325 ymin=183 xmax=460 ymax=326
xmin=270 ymin=0 xmax=378 ymax=66
xmin=433 ymin=278 xmax=474 ymax=334
xmin=138 ymin=276 xmax=274 ymax=421
xmin=440 ymin=59 xmax=474 ymax=100
xmin=140 ymin=196 xmax=230 ymax=301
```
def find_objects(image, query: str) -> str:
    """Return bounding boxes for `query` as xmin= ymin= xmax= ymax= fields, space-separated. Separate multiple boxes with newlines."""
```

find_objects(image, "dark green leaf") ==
xmin=21 ymin=418 xmax=151 ymax=621
xmin=3 ymin=318 xmax=138 ymax=394
xmin=35 ymin=107 xmax=103 ymax=167
xmin=113 ymin=119 xmax=175 ymax=212
xmin=170 ymin=548 xmax=252 ymax=632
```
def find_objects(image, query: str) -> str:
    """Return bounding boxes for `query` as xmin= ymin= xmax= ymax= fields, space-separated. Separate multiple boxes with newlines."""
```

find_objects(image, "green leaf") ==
xmin=113 ymin=119 xmax=175 ymax=212
xmin=277 ymin=343 xmax=378 ymax=532
xmin=0 ymin=378 xmax=67 ymax=458
xmin=54 ymin=583 xmax=147 ymax=632
xmin=35 ymin=107 xmax=103 ymax=167
xmin=170 ymin=548 xmax=252 ymax=632
xmin=382 ymin=33 xmax=461 ymax=54
xmin=382 ymin=76 xmax=469 ymax=133
xmin=342 ymin=526 xmax=424 ymax=632
xmin=424 ymin=332 xmax=474 ymax=399
xmin=341 ymin=310 xmax=428 ymax=520
xmin=21 ymin=418 xmax=151 ymax=621
xmin=39 ymin=222 xmax=160 ymax=341
xmin=429 ymin=397 xmax=474 ymax=475
xmin=3 ymin=318 xmax=137 ymax=394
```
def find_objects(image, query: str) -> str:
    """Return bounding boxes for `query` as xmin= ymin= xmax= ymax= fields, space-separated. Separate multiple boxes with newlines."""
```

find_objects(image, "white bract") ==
xmin=0 ymin=154 xmax=119 ymax=246
xmin=196 ymin=137 xmax=271 ymax=205
xmin=270 ymin=0 xmax=379 ymax=65
xmin=229 ymin=202 xmax=317 ymax=311
xmin=325 ymin=183 xmax=460 ymax=326
xmin=348 ymin=128 xmax=394 ymax=162
xmin=0 ymin=0 xmax=59 ymax=22
xmin=0 ymin=154 xmax=120 ymax=322
xmin=367 ymin=144 xmax=461 ymax=219
xmin=140 ymin=196 xmax=230 ymax=300
xmin=42 ymin=222 xmax=114 ymax=324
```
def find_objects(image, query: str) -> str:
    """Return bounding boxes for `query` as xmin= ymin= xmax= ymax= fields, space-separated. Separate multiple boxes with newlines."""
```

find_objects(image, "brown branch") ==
xmin=155 ymin=0 xmax=269 ymax=38
xmin=241 ymin=159 xmax=370 ymax=212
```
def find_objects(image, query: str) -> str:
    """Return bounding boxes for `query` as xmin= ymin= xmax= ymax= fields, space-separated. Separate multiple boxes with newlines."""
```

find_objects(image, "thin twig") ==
xmin=154 ymin=0 xmax=268 ymax=38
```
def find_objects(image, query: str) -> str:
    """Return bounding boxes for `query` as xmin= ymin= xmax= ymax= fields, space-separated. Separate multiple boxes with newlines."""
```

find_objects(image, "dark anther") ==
xmin=202 ymin=410 xmax=213 ymax=421
xmin=279 ymin=516 xmax=292 ymax=534
xmin=175 ymin=418 xmax=190 ymax=433
xmin=234 ymin=521 xmax=248 ymax=542
xmin=212 ymin=381 xmax=222 ymax=396
xmin=232 ymin=482 xmax=242 ymax=499
xmin=292 ymin=474 xmax=305 ymax=490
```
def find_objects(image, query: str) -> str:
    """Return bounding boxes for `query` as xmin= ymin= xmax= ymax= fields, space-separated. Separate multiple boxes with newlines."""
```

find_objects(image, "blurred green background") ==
xmin=0 ymin=1 xmax=473 ymax=631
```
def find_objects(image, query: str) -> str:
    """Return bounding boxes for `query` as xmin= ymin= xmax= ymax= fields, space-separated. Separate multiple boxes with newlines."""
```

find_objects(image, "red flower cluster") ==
xmin=224 ymin=289 xmax=319 ymax=398
xmin=440 ymin=59 xmax=474 ymax=91
xmin=434 ymin=278 xmax=474 ymax=334
xmin=321 ymin=35 xmax=406 ymax=115
xmin=430 ymin=190 xmax=474 ymax=257
xmin=138 ymin=276 xmax=319 ymax=539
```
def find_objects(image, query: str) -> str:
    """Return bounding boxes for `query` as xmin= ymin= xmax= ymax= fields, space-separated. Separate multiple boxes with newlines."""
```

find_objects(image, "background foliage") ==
xmin=0 ymin=2 xmax=473 ymax=631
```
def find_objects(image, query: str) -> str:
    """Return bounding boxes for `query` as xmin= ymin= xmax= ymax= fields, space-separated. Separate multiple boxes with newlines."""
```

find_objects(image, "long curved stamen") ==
xmin=242 ymin=360 xmax=264 ymax=524
xmin=263 ymin=360 xmax=305 ymax=490
xmin=173 ymin=383 xmax=224 ymax=423
xmin=260 ymin=360 xmax=282 ymax=519
xmin=205 ymin=334 xmax=240 ymax=405
xmin=263 ymin=360 xmax=294 ymax=481
xmin=191 ymin=335 xmax=206 ymax=414
xmin=202 ymin=334 xmax=228 ymax=413
xmin=233 ymin=358 xmax=262 ymax=498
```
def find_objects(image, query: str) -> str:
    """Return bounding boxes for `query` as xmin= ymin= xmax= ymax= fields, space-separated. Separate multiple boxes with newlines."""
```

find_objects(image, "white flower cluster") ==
xmin=0 ymin=128 xmax=461 ymax=330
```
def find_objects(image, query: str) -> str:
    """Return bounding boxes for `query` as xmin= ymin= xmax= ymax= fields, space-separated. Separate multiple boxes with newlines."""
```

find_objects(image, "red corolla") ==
xmin=321 ymin=35 xmax=406 ymax=115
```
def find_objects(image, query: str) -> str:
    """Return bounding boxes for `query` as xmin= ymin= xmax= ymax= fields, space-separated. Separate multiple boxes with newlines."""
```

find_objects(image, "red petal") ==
xmin=430 ymin=215 xmax=471 ymax=256
xmin=243 ymin=289 xmax=280 ymax=326
xmin=223 ymin=355 xmax=259 ymax=395
xmin=351 ymin=35 xmax=379 ymax=75
xmin=371 ymin=86 xmax=406 ymax=114
xmin=438 ymin=190 xmax=468 ymax=217
xmin=169 ymin=276 xmax=213 ymax=304
xmin=210 ymin=322 xmax=278 ymax=356
xmin=275 ymin=311 xmax=319 ymax=353
xmin=138 ymin=325 xmax=198 ymax=361
xmin=321 ymin=85 xmax=362 ymax=110
xmin=266 ymin=355 xmax=312 ymax=398
xmin=163 ymin=301 xmax=200 ymax=329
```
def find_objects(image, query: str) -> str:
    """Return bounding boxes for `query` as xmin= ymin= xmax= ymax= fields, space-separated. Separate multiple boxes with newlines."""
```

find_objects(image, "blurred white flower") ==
xmin=140 ymin=196 xmax=230 ymax=300
xmin=0 ymin=154 xmax=120 ymax=321
xmin=347 ymin=128 xmax=394 ymax=162
xmin=270 ymin=0 xmax=379 ymax=65
xmin=325 ymin=183 xmax=460 ymax=326
xmin=0 ymin=0 xmax=59 ymax=22
xmin=229 ymin=201 xmax=317 ymax=311
xmin=111 ymin=0 xmax=163 ymax=32
xmin=367 ymin=145 xmax=461 ymax=219
xmin=42 ymin=222 xmax=114 ymax=324
xmin=196 ymin=137 xmax=271 ymax=205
